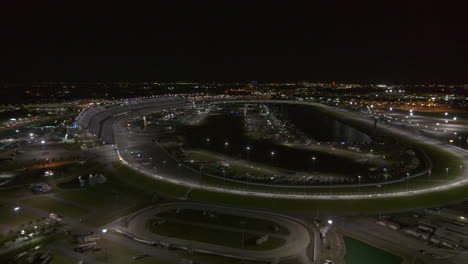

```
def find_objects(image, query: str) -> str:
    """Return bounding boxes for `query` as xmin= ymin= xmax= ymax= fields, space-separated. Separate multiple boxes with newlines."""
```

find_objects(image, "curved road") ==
xmin=119 ymin=203 xmax=312 ymax=262
xmin=112 ymin=99 xmax=468 ymax=200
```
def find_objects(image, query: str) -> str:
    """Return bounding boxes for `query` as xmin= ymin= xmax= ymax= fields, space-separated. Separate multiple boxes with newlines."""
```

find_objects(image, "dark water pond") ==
xmin=178 ymin=104 xmax=373 ymax=174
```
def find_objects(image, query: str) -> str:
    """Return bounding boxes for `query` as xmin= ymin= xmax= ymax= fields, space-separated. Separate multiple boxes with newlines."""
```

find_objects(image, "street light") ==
xmin=358 ymin=176 xmax=361 ymax=193
xmin=384 ymin=175 xmax=388 ymax=193
xmin=13 ymin=206 xmax=20 ymax=212
xmin=102 ymin=229 xmax=108 ymax=233
xmin=312 ymin=157 xmax=316 ymax=172
xmin=327 ymin=219 xmax=333 ymax=225
xmin=406 ymin=172 xmax=410 ymax=191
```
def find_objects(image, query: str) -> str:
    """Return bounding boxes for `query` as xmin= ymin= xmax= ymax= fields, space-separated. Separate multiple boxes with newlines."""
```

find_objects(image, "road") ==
xmin=111 ymin=202 xmax=314 ymax=263
xmin=111 ymin=99 xmax=468 ymax=200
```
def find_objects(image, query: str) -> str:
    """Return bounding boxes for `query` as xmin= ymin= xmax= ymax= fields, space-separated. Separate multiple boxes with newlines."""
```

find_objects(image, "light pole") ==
xmin=246 ymin=146 xmax=251 ymax=160
xmin=406 ymin=172 xmax=410 ymax=191
xmin=312 ymin=157 xmax=316 ymax=173
xmin=384 ymin=175 xmax=388 ymax=194
xmin=358 ymin=175 xmax=361 ymax=193
xmin=445 ymin=168 xmax=449 ymax=178
xmin=270 ymin=151 xmax=275 ymax=165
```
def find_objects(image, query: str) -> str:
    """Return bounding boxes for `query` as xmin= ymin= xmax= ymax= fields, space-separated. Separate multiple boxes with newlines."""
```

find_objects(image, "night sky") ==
xmin=1 ymin=2 xmax=467 ymax=83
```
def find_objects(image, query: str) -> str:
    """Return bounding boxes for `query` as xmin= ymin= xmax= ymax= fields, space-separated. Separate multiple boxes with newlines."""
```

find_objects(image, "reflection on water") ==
xmin=178 ymin=104 xmax=373 ymax=174
xmin=285 ymin=104 xmax=372 ymax=143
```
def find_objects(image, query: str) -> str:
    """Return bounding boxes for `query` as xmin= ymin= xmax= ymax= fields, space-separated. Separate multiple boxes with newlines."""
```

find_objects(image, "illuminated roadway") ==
xmin=114 ymin=202 xmax=313 ymax=262
xmin=112 ymin=99 xmax=468 ymax=200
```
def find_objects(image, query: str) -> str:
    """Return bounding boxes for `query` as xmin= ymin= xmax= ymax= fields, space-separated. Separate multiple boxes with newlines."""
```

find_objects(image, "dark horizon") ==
xmin=1 ymin=2 xmax=467 ymax=83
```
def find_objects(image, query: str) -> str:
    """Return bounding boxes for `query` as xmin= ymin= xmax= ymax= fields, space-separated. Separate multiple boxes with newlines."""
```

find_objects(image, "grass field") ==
xmin=56 ymin=189 xmax=117 ymax=209
xmin=344 ymin=237 xmax=402 ymax=264
xmin=185 ymin=132 xmax=464 ymax=196
xmin=174 ymin=250 xmax=272 ymax=264
xmin=0 ymin=186 xmax=31 ymax=199
xmin=21 ymin=197 xmax=89 ymax=218
xmin=0 ymin=204 xmax=35 ymax=231
xmin=49 ymin=251 xmax=78 ymax=264
xmin=151 ymin=221 xmax=286 ymax=250
xmin=159 ymin=208 xmax=289 ymax=235
xmin=112 ymin=162 xmax=188 ymax=197
xmin=83 ymin=239 xmax=171 ymax=264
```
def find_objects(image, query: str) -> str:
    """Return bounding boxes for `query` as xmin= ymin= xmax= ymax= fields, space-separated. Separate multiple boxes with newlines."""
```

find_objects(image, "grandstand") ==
xmin=76 ymin=97 xmax=185 ymax=144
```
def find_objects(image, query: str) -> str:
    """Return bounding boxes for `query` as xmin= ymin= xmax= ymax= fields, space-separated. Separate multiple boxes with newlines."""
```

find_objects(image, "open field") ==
xmin=82 ymin=239 xmax=171 ymax=264
xmin=159 ymin=208 xmax=289 ymax=235
xmin=49 ymin=251 xmax=78 ymax=264
xmin=0 ymin=187 xmax=31 ymax=199
xmin=56 ymin=168 xmax=153 ymax=227
xmin=151 ymin=221 xmax=286 ymax=250
xmin=21 ymin=197 xmax=89 ymax=218
xmin=344 ymin=237 xmax=402 ymax=264
xmin=112 ymin=162 xmax=188 ymax=197
xmin=56 ymin=189 xmax=117 ymax=209
xmin=174 ymin=250 xmax=272 ymax=264
xmin=0 ymin=204 xmax=35 ymax=231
